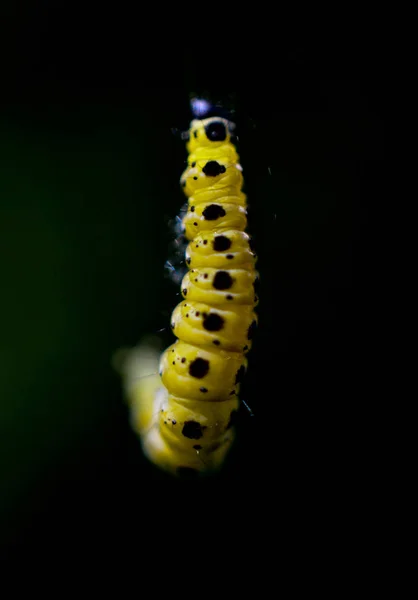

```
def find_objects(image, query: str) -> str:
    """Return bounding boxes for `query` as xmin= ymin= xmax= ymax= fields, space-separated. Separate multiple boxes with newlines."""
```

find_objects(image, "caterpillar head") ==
xmin=186 ymin=117 xmax=236 ymax=154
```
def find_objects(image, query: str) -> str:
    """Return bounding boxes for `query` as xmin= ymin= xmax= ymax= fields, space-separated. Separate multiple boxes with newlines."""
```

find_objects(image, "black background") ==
xmin=1 ymin=6 xmax=382 ymax=559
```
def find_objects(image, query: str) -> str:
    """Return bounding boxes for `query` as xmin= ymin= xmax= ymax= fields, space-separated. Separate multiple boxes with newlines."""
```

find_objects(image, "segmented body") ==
xmin=122 ymin=112 xmax=258 ymax=476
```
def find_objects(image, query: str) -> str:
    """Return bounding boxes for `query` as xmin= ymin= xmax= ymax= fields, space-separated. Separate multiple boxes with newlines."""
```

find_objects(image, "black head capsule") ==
xmin=205 ymin=121 xmax=227 ymax=142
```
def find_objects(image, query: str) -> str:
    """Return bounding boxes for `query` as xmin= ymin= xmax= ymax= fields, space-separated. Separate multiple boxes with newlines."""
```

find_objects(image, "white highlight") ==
xmin=191 ymin=98 xmax=211 ymax=117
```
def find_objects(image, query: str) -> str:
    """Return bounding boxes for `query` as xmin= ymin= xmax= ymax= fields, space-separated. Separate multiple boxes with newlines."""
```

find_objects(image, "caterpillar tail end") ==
xmin=113 ymin=335 xmax=164 ymax=436
xmin=113 ymin=338 xmax=234 ymax=477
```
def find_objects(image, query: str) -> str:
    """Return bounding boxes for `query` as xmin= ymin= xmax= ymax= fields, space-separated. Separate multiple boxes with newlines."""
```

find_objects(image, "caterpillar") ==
xmin=117 ymin=98 xmax=258 ymax=477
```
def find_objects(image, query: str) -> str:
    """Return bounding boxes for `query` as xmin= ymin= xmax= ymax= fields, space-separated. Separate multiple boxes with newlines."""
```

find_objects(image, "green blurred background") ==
xmin=1 ymin=8 xmax=382 ymax=555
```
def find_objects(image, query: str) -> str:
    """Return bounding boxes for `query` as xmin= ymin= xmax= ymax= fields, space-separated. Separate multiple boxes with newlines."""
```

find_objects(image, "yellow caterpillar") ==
xmin=117 ymin=102 xmax=258 ymax=477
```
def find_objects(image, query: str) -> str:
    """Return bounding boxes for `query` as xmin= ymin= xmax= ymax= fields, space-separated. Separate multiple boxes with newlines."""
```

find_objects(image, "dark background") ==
xmin=1 ymin=7 xmax=382 ymax=557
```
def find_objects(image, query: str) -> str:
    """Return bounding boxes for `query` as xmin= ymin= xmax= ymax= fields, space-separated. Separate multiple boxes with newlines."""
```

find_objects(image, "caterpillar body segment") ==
xmin=119 ymin=341 xmax=238 ymax=474
xmin=170 ymin=301 xmax=256 ymax=353
xmin=120 ymin=106 xmax=258 ymax=477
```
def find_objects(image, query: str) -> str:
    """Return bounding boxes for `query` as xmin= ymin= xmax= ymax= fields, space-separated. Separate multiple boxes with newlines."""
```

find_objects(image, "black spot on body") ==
xmin=235 ymin=365 xmax=246 ymax=385
xmin=226 ymin=254 xmax=234 ymax=259
xmin=172 ymin=420 xmax=177 ymax=425
xmin=200 ymin=387 xmax=208 ymax=393
xmin=247 ymin=320 xmax=257 ymax=340
xmin=186 ymin=258 xmax=191 ymax=264
xmin=203 ymin=313 xmax=225 ymax=331
xmin=202 ymin=161 xmax=226 ymax=177
xmin=182 ymin=420 xmax=205 ymax=439
xmin=226 ymin=294 xmax=233 ymax=300
xmin=193 ymin=444 xmax=202 ymax=450
xmin=213 ymin=340 xmax=220 ymax=345
xmin=203 ymin=240 xmax=208 ymax=245
xmin=213 ymin=271 xmax=233 ymax=290
xmin=205 ymin=121 xmax=227 ymax=141
xmin=183 ymin=288 xmax=187 ymax=295
xmin=191 ymin=162 xmax=196 ymax=167
xmin=202 ymin=204 xmax=226 ymax=221
xmin=226 ymin=410 xmax=238 ymax=430
xmin=181 ymin=357 xmax=186 ymax=363
xmin=190 ymin=206 xmax=195 ymax=212
xmin=189 ymin=358 xmax=210 ymax=378
xmin=193 ymin=131 xmax=198 ymax=138
xmin=193 ymin=176 xmax=198 ymax=180
xmin=213 ymin=235 xmax=231 ymax=251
